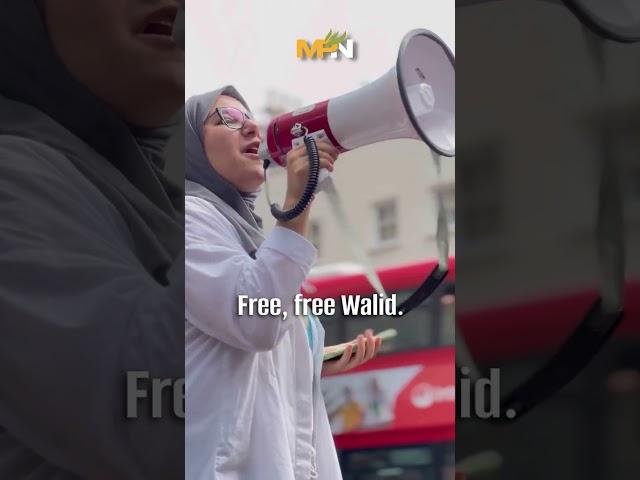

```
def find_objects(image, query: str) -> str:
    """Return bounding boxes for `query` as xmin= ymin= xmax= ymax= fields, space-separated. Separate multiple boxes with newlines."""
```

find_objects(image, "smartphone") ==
xmin=322 ymin=328 xmax=398 ymax=361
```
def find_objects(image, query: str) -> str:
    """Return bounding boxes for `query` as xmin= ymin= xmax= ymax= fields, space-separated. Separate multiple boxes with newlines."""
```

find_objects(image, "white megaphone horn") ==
xmin=259 ymin=29 xmax=455 ymax=175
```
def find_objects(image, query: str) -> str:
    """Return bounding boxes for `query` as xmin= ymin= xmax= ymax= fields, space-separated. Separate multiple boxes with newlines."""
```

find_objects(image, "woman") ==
xmin=1 ymin=1 xmax=184 ymax=478
xmin=185 ymin=87 xmax=382 ymax=479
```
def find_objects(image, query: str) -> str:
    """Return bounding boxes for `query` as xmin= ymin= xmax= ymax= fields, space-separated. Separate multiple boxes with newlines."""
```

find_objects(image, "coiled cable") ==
xmin=266 ymin=135 xmax=320 ymax=221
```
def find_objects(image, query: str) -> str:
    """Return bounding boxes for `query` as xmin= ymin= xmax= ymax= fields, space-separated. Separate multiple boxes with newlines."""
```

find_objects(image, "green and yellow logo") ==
xmin=296 ymin=30 xmax=355 ymax=60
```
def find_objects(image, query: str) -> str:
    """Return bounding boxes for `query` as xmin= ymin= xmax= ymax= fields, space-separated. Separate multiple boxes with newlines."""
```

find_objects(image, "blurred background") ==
xmin=456 ymin=1 xmax=640 ymax=479
xmin=186 ymin=1 xmax=456 ymax=478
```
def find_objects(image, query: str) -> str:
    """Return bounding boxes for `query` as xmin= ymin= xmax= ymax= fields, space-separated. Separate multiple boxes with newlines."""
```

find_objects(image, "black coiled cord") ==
xmin=268 ymin=135 xmax=320 ymax=221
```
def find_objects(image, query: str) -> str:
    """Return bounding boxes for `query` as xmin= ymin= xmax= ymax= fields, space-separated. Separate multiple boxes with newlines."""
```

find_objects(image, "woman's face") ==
xmin=202 ymin=95 xmax=264 ymax=193
xmin=44 ymin=0 xmax=184 ymax=127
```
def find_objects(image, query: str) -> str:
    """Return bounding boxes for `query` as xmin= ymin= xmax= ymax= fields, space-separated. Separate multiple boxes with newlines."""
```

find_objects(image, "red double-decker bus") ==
xmin=305 ymin=259 xmax=456 ymax=480
xmin=306 ymin=259 xmax=640 ymax=479
xmin=456 ymin=278 xmax=640 ymax=479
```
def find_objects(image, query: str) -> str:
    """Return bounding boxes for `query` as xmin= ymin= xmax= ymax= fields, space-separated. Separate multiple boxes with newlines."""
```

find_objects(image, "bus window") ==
xmin=319 ymin=284 xmax=455 ymax=352
xmin=340 ymin=443 xmax=454 ymax=480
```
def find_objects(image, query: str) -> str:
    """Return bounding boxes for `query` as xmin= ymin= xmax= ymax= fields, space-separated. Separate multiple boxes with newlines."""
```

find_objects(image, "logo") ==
xmin=410 ymin=382 xmax=455 ymax=409
xmin=296 ymin=30 xmax=355 ymax=60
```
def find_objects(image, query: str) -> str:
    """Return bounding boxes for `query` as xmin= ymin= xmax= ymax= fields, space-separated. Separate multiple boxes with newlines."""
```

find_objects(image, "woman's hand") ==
xmin=283 ymin=138 xmax=339 ymax=205
xmin=321 ymin=329 xmax=382 ymax=377
xmin=277 ymin=138 xmax=339 ymax=236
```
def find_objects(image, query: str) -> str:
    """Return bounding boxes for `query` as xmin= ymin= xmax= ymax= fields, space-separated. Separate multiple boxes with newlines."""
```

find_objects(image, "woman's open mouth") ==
xmin=136 ymin=5 xmax=179 ymax=47
xmin=243 ymin=144 xmax=260 ymax=160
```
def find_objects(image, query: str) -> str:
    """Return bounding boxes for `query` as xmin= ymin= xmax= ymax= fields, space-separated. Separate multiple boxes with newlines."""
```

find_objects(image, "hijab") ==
xmin=0 ymin=0 xmax=184 ymax=280
xmin=185 ymin=87 xmax=265 ymax=254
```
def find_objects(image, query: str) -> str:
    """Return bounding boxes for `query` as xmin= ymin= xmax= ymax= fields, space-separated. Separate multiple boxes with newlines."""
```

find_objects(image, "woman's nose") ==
xmin=242 ymin=117 xmax=260 ymax=140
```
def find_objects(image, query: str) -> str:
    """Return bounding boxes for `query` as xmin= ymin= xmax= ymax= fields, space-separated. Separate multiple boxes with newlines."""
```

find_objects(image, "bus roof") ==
xmin=304 ymin=258 xmax=456 ymax=298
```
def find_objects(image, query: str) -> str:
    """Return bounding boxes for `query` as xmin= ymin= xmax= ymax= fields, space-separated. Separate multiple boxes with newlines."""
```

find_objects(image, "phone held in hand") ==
xmin=323 ymin=328 xmax=398 ymax=361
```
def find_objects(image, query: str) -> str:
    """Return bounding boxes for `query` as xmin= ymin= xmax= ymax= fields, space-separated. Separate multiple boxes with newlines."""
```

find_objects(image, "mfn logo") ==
xmin=297 ymin=30 xmax=355 ymax=60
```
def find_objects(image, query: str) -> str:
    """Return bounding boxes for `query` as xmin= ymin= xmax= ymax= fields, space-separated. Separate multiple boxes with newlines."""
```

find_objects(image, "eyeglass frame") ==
xmin=204 ymin=106 xmax=254 ymax=130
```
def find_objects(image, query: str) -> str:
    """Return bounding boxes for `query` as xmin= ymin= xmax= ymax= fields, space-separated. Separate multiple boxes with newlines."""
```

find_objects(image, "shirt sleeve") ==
xmin=0 ymin=138 xmax=183 ymax=480
xmin=185 ymin=195 xmax=317 ymax=352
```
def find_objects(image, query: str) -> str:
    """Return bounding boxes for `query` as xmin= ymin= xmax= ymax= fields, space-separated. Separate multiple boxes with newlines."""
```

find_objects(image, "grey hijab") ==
xmin=0 ymin=0 xmax=184 ymax=279
xmin=185 ymin=87 xmax=265 ymax=255
xmin=0 ymin=2 xmax=185 ymax=478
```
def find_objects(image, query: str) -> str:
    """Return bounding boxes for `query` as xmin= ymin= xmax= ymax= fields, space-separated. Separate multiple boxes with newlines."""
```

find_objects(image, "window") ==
xmin=621 ymin=143 xmax=640 ymax=218
xmin=457 ymin=145 xmax=504 ymax=241
xmin=320 ymin=283 xmax=455 ymax=352
xmin=309 ymin=220 xmax=322 ymax=254
xmin=373 ymin=199 xmax=398 ymax=247
xmin=605 ymin=127 xmax=640 ymax=225
xmin=340 ymin=443 xmax=454 ymax=480
xmin=432 ymin=183 xmax=455 ymax=232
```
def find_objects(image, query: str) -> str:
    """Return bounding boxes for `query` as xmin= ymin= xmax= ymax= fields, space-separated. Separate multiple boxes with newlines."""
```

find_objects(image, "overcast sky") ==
xmin=186 ymin=0 xmax=454 ymax=115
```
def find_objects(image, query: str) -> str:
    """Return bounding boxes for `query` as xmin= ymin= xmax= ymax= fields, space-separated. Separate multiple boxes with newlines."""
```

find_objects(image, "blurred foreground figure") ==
xmin=0 ymin=1 xmax=185 ymax=478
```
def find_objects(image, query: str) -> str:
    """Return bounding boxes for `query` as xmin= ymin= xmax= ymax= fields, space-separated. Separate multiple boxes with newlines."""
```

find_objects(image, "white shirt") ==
xmin=185 ymin=195 xmax=342 ymax=480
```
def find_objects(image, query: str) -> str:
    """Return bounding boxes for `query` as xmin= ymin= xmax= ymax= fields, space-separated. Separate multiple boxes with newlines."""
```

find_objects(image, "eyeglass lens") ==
xmin=219 ymin=107 xmax=248 ymax=129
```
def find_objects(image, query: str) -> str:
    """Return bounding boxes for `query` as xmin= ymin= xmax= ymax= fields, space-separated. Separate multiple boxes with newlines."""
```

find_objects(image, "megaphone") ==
xmin=260 ymin=29 xmax=455 ymax=312
xmin=260 ymin=29 xmax=455 ymax=220
xmin=260 ymin=29 xmax=455 ymax=164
